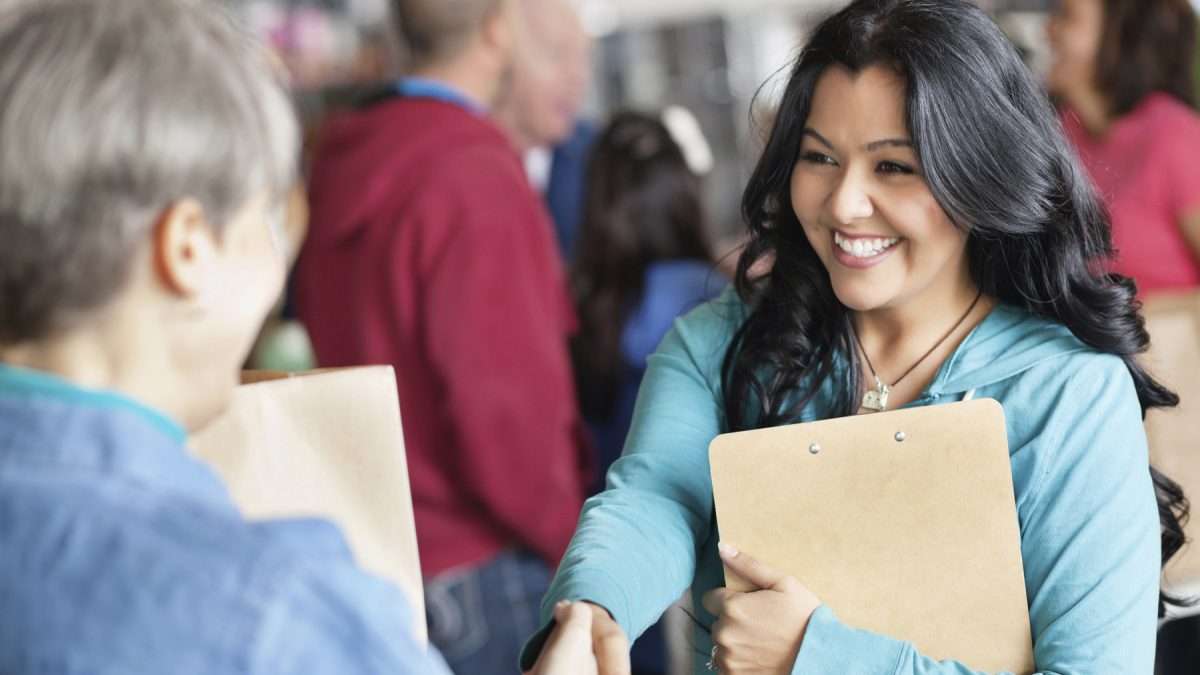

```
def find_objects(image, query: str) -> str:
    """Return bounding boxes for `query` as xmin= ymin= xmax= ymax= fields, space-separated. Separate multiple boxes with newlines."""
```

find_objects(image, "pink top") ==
xmin=1062 ymin=93 xmax=1200 ymax=293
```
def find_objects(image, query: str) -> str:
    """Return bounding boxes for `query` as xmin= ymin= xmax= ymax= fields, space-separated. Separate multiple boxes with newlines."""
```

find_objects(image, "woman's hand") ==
xmin=527 ymin=601 xmax=597 ymax=675
xmin=526 ymin=600 xmax=631 ymax=675
xmin=701 ymin=543 xmax=821 ymax=675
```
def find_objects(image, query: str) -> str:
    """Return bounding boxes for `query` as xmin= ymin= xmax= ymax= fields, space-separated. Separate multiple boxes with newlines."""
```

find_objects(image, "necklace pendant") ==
xmin=861 ymin=377 xmax=891 ymax=412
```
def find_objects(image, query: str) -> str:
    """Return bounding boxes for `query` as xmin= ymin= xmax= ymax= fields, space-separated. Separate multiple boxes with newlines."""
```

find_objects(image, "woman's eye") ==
xmin=800 ymin=151 xmax=836 ymax=166
xmin=877 ymin=160 xmax=915 ymax=175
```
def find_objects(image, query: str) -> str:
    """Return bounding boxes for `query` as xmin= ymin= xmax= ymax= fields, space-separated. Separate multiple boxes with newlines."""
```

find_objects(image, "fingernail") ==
xmin=555 ymin=600 xmax=570 ymax=609
xmin=718 ymin=542 xmax=739 ymax=558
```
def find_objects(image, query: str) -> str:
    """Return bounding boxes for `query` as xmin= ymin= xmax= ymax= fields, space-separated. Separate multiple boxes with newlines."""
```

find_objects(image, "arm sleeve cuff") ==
xmin=791 ymin=605 xmax=908 ymax=675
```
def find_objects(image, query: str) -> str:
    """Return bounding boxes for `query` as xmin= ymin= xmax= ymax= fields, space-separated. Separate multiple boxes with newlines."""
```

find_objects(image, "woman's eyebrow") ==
xmin=803 ymin=128 xmax=913 ymax=152
xmin=865 ymin=138 xmax=914 ymax=151
xmin=802 ymin=128 xmax=835 ymax=150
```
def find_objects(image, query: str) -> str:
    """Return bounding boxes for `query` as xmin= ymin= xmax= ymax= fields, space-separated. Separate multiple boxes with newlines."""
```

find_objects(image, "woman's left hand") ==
xmin=701 ymin=543 xmax=821 ymax=675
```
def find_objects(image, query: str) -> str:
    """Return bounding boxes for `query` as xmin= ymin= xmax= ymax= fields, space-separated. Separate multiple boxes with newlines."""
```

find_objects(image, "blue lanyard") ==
xmin=394 ymin=77 xmax=484 ymax=115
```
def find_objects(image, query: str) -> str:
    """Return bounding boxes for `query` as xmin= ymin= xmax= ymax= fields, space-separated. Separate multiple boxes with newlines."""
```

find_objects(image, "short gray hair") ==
xmin=0 ymin=0 xmax=299 ymax=344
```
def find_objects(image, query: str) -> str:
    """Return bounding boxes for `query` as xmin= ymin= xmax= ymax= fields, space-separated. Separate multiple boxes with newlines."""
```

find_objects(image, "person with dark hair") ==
xmin=1048 ymin=0 xmax=1200 ymax=292
xmin=294 ymin=0 xmax=590 ymax=672
xmin=519 ymin=0 xmax=1188 ymax=673
xmin=570 ymin=110 xmax=721 ymax=675
xmin=572 ymin=110 xmax=720 ymax=494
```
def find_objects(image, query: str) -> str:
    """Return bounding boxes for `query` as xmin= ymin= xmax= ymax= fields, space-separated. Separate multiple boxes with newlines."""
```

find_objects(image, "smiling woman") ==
xmin=790 ymin=67 xmax=971 ymax=326
xmin=520 ymin=1 xmax=1188 ymax=673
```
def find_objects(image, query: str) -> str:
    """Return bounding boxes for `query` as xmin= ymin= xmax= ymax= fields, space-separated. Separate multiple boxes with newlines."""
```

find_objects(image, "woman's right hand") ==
xmin=526 ymin=600 xmax=630 ymax=675
xmin=581 ymin=602 xmax=631 ymax=675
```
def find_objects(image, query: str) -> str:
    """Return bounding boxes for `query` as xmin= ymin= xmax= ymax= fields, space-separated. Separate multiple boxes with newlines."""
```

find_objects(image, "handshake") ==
xmin=525 ymin=601 xmax=631 ymax=675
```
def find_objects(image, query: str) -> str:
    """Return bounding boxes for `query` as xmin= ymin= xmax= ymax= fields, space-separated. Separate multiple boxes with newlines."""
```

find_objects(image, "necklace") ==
xmin=853 ymin=290 xmax=983 ymax=412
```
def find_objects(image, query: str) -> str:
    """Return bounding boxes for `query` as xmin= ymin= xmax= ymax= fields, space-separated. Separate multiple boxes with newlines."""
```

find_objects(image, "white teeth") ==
xmin=833 ymin=232 xmax=899 ymax=258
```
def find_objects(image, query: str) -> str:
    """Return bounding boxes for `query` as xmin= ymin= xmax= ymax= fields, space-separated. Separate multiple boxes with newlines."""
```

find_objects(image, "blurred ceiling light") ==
xmin=345 ymin=0 xmax=389 ymax=24
xmin=578 ymin=0 xmax=620 ymax=37
xmin=662 ymin=105 xmax=715 ymax=175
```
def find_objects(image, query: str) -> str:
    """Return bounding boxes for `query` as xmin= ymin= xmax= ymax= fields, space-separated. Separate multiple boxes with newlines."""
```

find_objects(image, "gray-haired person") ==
xmin=0 ymin=1 xmax=597 ymax=673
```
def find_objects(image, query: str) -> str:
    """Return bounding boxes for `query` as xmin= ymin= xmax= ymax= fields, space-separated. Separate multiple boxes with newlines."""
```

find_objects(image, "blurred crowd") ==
xmin=288 ymin=1 xmax=722 ymax=672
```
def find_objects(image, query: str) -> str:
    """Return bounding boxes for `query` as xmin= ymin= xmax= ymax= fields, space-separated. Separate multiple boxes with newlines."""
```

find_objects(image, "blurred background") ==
xmin=221 ymin=0 xmax=1104 ymax=258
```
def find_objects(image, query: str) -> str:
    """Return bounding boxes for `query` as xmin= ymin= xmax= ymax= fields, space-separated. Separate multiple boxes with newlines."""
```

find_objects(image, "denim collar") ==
xmin=0 ymin=364 xmax=232 ymax=508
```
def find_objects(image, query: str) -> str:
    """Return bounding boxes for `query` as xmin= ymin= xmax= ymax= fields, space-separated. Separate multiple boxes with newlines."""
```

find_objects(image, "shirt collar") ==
xmin=0 ymin=364 xmax=233 ymax=508
xmin=395 ymin=77 xmax=486 ymax=115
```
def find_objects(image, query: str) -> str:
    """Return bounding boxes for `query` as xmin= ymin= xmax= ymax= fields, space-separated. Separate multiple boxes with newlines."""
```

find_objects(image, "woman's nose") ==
xmin=828 ymin=169 xmax=875 ymax=225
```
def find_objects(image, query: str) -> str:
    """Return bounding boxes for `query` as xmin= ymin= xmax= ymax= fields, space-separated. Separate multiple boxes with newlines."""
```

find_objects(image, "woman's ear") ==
xmin=152 ymin=198 xmax=219 ymax=299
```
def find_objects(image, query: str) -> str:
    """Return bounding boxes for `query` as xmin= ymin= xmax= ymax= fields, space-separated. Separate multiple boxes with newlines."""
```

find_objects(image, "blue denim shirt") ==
xmin=0 ymin=365 xmax=450 ymax=674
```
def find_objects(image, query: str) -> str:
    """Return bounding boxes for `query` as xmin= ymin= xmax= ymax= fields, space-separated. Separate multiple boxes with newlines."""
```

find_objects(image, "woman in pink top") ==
xmin=1048 ymin=0 xmax=1200 ymax=293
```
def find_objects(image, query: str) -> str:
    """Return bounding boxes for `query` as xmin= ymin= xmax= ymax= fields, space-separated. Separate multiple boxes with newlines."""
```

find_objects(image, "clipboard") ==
xmin=189 ymin=367 xmax=427 ymax=642
xmin=710 ymin=398 xmax=1033 ymax=673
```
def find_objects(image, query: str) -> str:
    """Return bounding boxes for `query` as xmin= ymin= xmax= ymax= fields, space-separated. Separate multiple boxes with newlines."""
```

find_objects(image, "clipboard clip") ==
xmin=808 ymin=431 xmax=906 ymax=455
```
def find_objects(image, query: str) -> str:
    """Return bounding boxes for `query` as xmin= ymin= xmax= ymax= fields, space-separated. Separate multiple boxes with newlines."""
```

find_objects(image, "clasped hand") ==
xmin=700 ymin=543 xmax=821 ymax=674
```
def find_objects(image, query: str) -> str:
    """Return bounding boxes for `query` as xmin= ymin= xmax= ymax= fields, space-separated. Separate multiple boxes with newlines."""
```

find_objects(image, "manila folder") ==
xmin=189 ymin=367 xmax=426 ymax=642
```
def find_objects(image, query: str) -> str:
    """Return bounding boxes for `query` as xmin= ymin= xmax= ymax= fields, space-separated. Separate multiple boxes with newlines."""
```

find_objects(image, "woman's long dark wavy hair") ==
xmin=722 ymin=0 xmax=1190 ymax=615
xmin=571 ymin=111 xmax=712 ymax=420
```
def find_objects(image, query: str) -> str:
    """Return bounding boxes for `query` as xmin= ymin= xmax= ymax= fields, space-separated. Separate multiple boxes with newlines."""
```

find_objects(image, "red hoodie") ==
xmin=294 ymin=96 xmax=589 ymax=578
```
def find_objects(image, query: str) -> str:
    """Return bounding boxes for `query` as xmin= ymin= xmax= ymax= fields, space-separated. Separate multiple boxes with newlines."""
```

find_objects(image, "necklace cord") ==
xmin=852 ymin=290 xmax=984 ymax=388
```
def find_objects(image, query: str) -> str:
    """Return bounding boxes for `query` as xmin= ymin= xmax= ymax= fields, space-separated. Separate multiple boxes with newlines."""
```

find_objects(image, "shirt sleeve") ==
xmin=789 ymin=356 xmax=1161 ymax=674
xmin=256 ymin=561 xmax=453 ymax=675
xmin=519 ymin=293 xmax=742 ymax=669
xmin=415 ymin=143 xmax=587 ymax=567
xmin=621 ymin=266 xmax=726 ymax=367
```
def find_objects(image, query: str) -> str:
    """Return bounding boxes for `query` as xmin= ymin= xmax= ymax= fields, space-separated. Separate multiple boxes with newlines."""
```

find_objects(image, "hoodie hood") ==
xmin=925 ymin=303 xmax=1091 ymax=397
xmin=304 ymin=97 xmax=509 ymax=247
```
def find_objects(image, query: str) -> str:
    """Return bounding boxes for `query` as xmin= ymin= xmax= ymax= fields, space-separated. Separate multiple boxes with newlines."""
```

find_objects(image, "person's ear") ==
xmin=482 ymin=0 xmax=517 ymax=56
xmin=152 ymin=198 xmax=219 ymax=299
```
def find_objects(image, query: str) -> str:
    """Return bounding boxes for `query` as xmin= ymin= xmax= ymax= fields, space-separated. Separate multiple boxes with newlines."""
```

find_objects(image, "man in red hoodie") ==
xmin=294 ymin=1 xmax=590 ymax=672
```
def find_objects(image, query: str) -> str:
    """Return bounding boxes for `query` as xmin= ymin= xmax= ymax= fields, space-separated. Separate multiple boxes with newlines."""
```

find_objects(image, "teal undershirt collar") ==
xmin=0 ymin=363 xmax=187 ymax=444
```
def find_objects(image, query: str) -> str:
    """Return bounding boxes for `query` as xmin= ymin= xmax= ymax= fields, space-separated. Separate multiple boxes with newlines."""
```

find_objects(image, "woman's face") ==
xmin=790 ymin=65 xmax=970 ymax=314
xmin=1046 ymin=0 xmax=1104 ymax=98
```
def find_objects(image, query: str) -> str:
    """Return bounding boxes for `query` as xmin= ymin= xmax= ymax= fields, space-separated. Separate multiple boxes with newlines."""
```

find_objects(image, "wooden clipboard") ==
xmin=189 ymin=367 xmax=427 ymax=642
xmin=710 ymin=399 xmax=1033 ymax=673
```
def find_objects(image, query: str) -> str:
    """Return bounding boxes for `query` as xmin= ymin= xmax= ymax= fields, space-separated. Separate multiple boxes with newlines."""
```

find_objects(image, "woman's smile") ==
xmin=831 ymin=229 xmax=904 ymax=268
